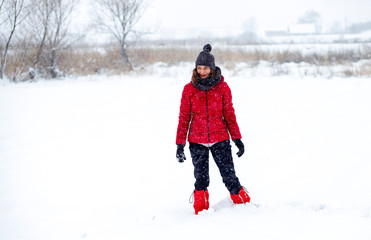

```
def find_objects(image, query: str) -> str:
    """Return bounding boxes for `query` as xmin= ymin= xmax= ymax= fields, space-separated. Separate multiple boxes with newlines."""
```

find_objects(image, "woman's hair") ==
xmin=192 ymin=67 xmax=216 ymax=83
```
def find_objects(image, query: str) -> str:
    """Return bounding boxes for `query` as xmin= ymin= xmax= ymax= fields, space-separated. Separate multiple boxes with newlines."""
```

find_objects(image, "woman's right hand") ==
xmin=176 ymin=144 xmax=186 ymax=163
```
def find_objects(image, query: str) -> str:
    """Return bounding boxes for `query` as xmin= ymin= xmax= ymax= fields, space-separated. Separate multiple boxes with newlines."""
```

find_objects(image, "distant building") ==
xmin=265 ymin=24 xmax=317 ymax=37
xmin=265 ymin=30 xmax=288 ymax=37
xmin=288 ymin=24 xmax=316 ymax=35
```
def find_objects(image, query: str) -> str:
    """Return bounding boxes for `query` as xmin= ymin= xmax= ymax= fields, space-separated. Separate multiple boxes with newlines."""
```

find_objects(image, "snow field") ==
xmin=1 ymin=71 xmax=371 ymax=240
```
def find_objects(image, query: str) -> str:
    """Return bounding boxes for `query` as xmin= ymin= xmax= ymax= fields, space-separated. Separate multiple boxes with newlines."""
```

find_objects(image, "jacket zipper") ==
xmin=205 ymin=90 xmax=210 ymax=143
xmin=189 ymin=113 xmax=194 ymax=136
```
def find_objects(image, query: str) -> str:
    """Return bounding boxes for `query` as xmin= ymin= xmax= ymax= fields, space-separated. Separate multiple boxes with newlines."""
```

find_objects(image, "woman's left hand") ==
xmin=233 ymin=139 xmax=245 ymax=157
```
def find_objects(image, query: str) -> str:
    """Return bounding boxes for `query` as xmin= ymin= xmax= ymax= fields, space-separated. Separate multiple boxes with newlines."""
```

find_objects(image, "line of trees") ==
xmin=0 ymin=0 xmax=145 ymax=81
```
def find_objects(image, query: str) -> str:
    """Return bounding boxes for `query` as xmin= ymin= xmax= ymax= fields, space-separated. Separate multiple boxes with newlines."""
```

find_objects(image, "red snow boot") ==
xmin=193 ymin=189 xmax=209 ymax=215
xmin=230 ymin=187 xmax=251 ymax=204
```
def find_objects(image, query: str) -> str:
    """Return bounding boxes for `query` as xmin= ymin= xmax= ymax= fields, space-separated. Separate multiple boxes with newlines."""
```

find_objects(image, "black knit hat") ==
xmin=195 ymin=44 xmax=216 ymax=70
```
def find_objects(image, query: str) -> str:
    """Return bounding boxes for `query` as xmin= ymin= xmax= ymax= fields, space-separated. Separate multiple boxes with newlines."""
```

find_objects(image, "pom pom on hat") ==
xmin=203 ymin=44 xmax=212 ymax=53
xmin=195 ymin=44 xmax=215 ymax=70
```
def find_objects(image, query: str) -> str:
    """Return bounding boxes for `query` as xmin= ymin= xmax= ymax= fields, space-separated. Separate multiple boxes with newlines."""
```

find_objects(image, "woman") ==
xmin=175 ymin=44 xmax=250 ymax=215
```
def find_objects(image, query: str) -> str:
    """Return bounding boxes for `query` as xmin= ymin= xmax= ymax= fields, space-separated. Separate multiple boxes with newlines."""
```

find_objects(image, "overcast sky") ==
xmin=136 ymin=0 xmax=371 ymax=38
xmin=75 ymin=0 xmax=371 ymax=40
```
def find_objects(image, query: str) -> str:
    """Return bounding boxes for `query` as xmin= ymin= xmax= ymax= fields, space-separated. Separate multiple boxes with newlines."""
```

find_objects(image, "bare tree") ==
xmin=46 ymin=0 xmax=77 ymax=78
xmin=27 ymin=0 xmax=54 ymax=78
xmin=94 ymin=0 xmax=145 ymax=71
xmin=27 ymin=0 xmax=78 ymax=79
xmin=0 ymin=0 xmax=6 ymax=25
xmin=298 ymin=10 xmax=322 ymax=34
xmin=240 ymin=18 xmax=258 ymax=44
xmin=0 ymin=0 xmax=30 ymax=79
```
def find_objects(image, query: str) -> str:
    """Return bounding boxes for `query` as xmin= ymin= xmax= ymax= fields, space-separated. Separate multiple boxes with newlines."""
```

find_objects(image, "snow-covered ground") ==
xmin=1 ymin=67 xmax=371 ymax=240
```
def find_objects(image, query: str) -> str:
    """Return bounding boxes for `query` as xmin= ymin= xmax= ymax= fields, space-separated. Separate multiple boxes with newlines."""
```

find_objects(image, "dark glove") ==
xmin=176 ymin=144 xmax=186 ymax=163
xmin=233 ymin=139 xmax=245 ymax=157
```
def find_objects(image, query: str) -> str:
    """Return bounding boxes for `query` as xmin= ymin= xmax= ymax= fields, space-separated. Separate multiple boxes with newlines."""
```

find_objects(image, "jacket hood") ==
xmin=192 ymin=66 xmax=223 ymax=91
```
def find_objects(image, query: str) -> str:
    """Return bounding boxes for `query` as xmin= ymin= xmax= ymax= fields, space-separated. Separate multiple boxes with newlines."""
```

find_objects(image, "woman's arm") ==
xmin=176 ymin=85 xmax=192 ymax=145
xmin=223 ymin=83 xmax=242 ymax=140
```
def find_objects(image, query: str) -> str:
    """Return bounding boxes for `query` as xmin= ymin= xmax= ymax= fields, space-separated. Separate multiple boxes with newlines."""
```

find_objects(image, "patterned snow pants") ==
xmin=189 ymin=140 xmax=242 ymax=195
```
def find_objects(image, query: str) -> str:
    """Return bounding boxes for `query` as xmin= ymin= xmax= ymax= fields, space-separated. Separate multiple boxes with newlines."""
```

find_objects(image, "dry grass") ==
xmin=358 ymin=62 xmax=371 ymax=76
xmin=128 ymin=47 xmax=196 ymax=65
xmin=3 ymin=43 xmax=371 ymax=81
xmin=59 ymin=47 xmax=123 ymax=75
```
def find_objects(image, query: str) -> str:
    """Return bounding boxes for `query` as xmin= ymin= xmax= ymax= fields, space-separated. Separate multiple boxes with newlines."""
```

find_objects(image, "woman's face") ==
xmin=197 ymin=65 xmax=211 ymax=78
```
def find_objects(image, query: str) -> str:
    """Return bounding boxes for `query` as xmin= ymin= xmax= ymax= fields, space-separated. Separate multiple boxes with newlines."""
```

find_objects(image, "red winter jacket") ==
xmin=176 ymin=76 xmax=242 ymax=145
